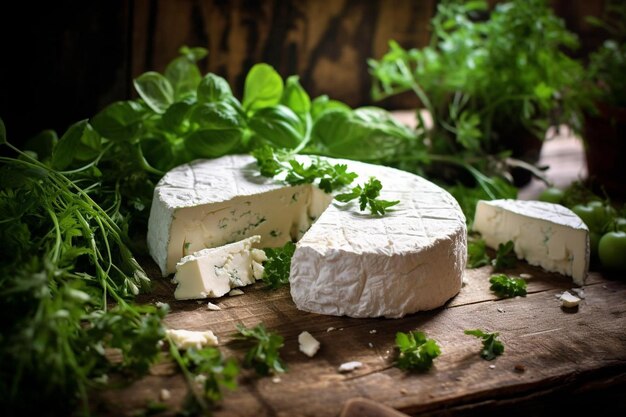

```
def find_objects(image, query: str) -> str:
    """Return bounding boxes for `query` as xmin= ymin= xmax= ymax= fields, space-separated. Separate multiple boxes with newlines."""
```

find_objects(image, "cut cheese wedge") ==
xmin=147 ymin=155 xmax=467 ymax=318
xmin=473 ymin=199 xmax=589 ymax=285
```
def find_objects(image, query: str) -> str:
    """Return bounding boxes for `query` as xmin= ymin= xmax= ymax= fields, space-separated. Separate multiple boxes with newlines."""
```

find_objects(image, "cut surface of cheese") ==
xmin=473 ymin=199 xmax=589 ymax=285
xmin=173 ymin=235 xmax=265 ymax=300
xmin=148 ymin=155 xmax=467 ymax=318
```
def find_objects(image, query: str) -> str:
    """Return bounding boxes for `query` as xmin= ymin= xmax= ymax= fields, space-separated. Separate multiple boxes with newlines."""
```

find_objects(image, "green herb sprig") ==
xmin=489 ymin=273 xmax=527 ymax=298
xmin=261 ymin=241 xmax=296 ymax=289
xmin=492 ymin=240 xmax=517 ymax=270
xmin=394 ymin=330 xmax=441 ymax=372
xmin=234 ymin=324 xmax=286 ymax=376
xmin=335 ymin=177 xmax=400 ymax=216
xmin=464 ymin=329 xmax=504 ymax=360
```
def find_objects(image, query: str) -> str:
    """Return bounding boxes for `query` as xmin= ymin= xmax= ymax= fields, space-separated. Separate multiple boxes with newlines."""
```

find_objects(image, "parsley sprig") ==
xmin=492 ymin=240 xmax=517 ymax=270
xmin=467 ymin=237 xmax=490 ymax=268
xmin=178 ymin=347 xmax=239 ymax=405
xmin=261 ymin=241 xmax=296 ymax=289
xmin=489 ymin=273 xmax=527 ymax=298
xmin=335 ymin=177 xmax=400 ymax=216
xmin=234 ymin=323 xmax=286 ymax=376
xmin=394 ymin=330 xmax=441 ymax=372
xmin=464 ymin=329 xmax=504 ymax=361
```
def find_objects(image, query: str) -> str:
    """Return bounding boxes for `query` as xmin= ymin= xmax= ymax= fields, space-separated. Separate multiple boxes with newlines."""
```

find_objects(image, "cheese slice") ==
xmin=173 ymin=235 xmax=266 ymax=300
xmin=473 ymin=199 xmax=589 ymax=285
xmin=148 ymin=155 xmax=467 ymax=318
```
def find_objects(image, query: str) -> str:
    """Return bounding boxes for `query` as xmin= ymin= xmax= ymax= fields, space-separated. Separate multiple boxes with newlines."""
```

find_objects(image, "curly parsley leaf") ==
xmin=261 ymin=241 xmax=296 ymax=289
xmin=394 ymin=330 xmax=441 ymax=372
xmin=489 ymin=273 xmax=527 ymax=298
xmin=492 ymin=240 xmax=517 ymax=270
xmin=180 ymin=347 xmax=239 ymax=405
xmin=464 ymin=329 xmax=504 ymax=361
xmin=467 ymin=237 xmax=490 ymax=268
xmin=234 ymin=323 xmax=286 ymax=376
xmin=335 ymin=177 xmax=399 ymax=215
xmin=251 ymin=145 xmax=357 ymax=193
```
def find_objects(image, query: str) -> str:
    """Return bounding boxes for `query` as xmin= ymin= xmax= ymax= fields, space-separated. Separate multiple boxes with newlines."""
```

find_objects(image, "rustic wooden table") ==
xmin=94 ymin=117 xmax=626 ymax=416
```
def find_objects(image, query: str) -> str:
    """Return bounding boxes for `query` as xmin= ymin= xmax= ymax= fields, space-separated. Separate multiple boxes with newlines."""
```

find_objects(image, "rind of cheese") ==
xmin=148 ymin=155 xmax=467 ymax=318
xmin=473 ymin=199 xmax=589 ymax=285
xmin=173 ymin=235 xmax=265 ymax=300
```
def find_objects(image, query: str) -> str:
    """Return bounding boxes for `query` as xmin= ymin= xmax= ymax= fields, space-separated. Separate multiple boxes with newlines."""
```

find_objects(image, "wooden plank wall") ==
xmin=0 ymin=0 xmax=608 ymax=144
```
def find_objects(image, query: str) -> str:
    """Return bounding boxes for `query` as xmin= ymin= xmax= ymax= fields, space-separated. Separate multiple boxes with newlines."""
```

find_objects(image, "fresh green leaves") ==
xmin=261 ymin=241 xmax=296 ymax=289
xmin=492 ymin=240 xmax=517 ymax=270
xmin=243 ymin=64 xmax=284 ymax=112
xmin=198 ymin=73 xmax=233 ymax=103
xmin=335 ymin=177 xmax=399 ymax=216
xmin=394 ymin=330 xmax=441 ymax=372
xmin=464 ymin=329 xmax=504 ymax=360
xmin=234 ymin=324 xmax=286 ymax=376
xmin=133 ymin=72 xmax=174 ymax=114
xmin=467 ymin=237 xmax=490 ymax=268
xmin=251 ymin=145 xmax=357 ymax=193
xmin=489 ymin=274 xmax=527 ymax=298
xmin=248 ymin=105 xmax=305 ymax=148
xmin=180 ymin=347 xmax=239 ymax=404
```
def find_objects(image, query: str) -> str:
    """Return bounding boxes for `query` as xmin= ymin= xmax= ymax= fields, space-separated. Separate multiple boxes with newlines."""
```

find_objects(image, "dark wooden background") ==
xmin=0 ymin=0 xmax=608 ymax=145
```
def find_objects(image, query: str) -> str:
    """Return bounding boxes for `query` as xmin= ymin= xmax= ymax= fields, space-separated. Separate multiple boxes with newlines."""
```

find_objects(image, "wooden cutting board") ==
xmin=92 ymin=256 xmax=626 ymax=417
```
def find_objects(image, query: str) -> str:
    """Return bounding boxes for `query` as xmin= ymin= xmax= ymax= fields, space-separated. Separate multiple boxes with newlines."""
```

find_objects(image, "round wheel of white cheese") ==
xmin=147 ymin=154 xmax=467 ymax=318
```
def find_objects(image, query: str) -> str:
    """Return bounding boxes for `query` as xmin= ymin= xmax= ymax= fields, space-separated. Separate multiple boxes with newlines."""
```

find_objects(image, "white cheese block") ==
xmin=173 ymin=235 xmax=266 ymax=300
xmin=473 ymin=199 xmax=589 ymax=285
xmin=148 ymin=155 xmax=467 ymax=318
xmin=166 ymin=328 xmax=218 ymax=349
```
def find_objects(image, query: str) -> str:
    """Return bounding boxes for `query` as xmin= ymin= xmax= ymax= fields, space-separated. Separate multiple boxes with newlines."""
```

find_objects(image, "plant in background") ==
xmin=369 ymin=0 xmax=586 ymax=189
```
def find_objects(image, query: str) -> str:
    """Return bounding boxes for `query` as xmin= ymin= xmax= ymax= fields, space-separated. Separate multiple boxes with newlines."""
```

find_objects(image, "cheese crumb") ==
xmin=298 ymin=331 xmax=320 ymax=357
xmin=326 ymin=327 xmax=336 ymax=332
xmin=489 ymin=364 xmax=496 ymax=369
xmin=271 ymin=376 xmax=281 ymax=383
xmin=166 ymin=329 xmax=218 ymax=349
xmin=560 ymin=291 xmax=581 ymax=308
xmin=369 ymin=329 xmax=377 ymax=334
xmin=571 ymin=288 xmax=585 ymax=299
xmin=229 ymin=289 xmax=244 ymax=296
xmin=160 ymin=388 xmax=171 ymax=401
xmin=368 ymin=342 xmax=374 ymax=348
xmin=207 ymin=302 xmax=221 ymax=311
xmin=338 ymin=361 xmax=363 ymax=373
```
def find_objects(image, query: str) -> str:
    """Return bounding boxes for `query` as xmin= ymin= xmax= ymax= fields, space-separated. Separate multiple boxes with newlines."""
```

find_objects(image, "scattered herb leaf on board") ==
xmin=489 ymin=274 xmax=527 ymax=298
xmin=492 ymin=240 xmax=517 ymax=270
xmin=262 ymin=241 xmax=296 ymax=289
xmin=394 ymin=330 xmax=441 ymax=372
xmin=464 ymin=329 xmax=505 ymax=360
xmin=234 ymin=324 xmax=287 ymax=376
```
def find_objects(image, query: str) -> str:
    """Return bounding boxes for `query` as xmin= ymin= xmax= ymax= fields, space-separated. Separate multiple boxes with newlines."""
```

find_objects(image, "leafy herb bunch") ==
xmin=369 ymin=0 xmax=585 ymax=186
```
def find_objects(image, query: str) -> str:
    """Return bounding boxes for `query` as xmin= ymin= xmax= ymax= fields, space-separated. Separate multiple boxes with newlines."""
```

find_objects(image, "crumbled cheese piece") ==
xmin=271 ymin=376 xmax=281 ymax=383
xmin=519 ymin=273 xmax=532 ymax=279
xmin=571 ymin=288 xmax=585 ymax=299
xmin=229 ymin=289 xmax=244 ymax=296
xmin=326 ymin=327 xmax=336 ymax=332
xmin=166 ymin=329 xmax=218 ymax=349
xmin=368 ymin=342 xmax=374 ymax=348
xmin=369 ymin=329 xmax=377 ymax=334
xmin=160 ymin=388 xmax=171 ymax=401
xmin=298 ymin=331 xmax=320 ymax=357
xmin=489 ymin=364 xmax=496 ymax=369
xmin=338 ymin=361 xmax=363 ymax=373
xmin=207 ymin=302 xmax=221 ymax=311
xmin=497 ymin=308 xmax=505 ymax=313
xmin=560 ymin=291 xmax=581 ymax=308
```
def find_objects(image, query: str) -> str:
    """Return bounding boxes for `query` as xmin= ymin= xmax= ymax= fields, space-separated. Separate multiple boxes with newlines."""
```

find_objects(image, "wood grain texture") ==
xmin=130 ymin=0 xmax=433 ymax=108
xmin=93 ymin=255 xmax=626 ymax=417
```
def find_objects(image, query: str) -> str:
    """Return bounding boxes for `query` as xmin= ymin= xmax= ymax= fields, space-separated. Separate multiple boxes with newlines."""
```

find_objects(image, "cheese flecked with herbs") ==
xmin=148 ymin=155 xmax=467 ymax=318
xmin=173 ymin=235 xmax=266 ymax=300
xmin=473 ymin=199 xmax=589 ymax=285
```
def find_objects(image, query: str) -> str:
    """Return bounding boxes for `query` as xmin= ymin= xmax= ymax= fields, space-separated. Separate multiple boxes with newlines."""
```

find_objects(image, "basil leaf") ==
xmin=141 ymin=137 xmax=178 ymax=172
xmin=189 ymin=102 xmax=245 ymax=130
xmin=133 ymin=71 xmax=174 ymax=114
xmin=91 ymin=101 xmax=146 ymax=142
xmin=165 ymin=56 xmax=202 ymax=101
xmin=281 ymin=75 xmax=311 ymax=116
xmin=52 ymin=119 xmax=89 ymax=169
xmin=74 ymin=123 xmax=102 ymax=161
xmin=24 ymin=130 xmax=58 ymax=161
xmin=184 ymin=128 xmax=243 ymax=158
xmin=248 ymin=105 xmax=304 ymax=148
xmin=243 ymin=64 xmax=283 ymax=112
xmin=162 ymin=100 xmax=194 ymax=133
xmin=197 ymin=73 xmax=233 ymax=103
xmin=312 ymin=107 xmax=414 ymax=161
xmin=311 ymin=95 xmax=350 ymax=120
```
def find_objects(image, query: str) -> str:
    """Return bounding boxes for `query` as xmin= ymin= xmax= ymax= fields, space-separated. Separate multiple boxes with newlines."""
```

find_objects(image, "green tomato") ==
xmin=598 ymin=231 xmax=626 ymax=271
xmin=614 ymin=217 xmax=626 ymax=233
xmin=572 ymin=202 xmax=612 ymax=233
xmin=538 ymin=187 xmax=564 ymax=204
